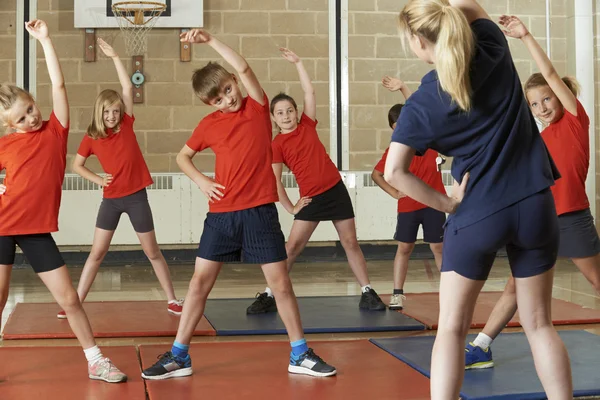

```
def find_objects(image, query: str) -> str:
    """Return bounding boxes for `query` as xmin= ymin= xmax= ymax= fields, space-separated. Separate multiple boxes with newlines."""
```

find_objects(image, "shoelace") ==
xmin=255 ymin=292 xmax=271 ymax=303
xmin=304 ymin=348 xmax=325 ymax=364
xmin=156 ymin=351 xmax=176 ymax=364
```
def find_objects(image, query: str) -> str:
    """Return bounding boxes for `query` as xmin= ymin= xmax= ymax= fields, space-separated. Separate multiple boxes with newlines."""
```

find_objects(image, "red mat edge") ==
xmin=2 ymin=302 xmax=217 ymax=340
xmin=397 ymin=292 xmax=600 ymax=330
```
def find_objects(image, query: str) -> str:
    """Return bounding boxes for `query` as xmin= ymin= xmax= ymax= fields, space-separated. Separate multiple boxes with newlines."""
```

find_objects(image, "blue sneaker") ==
xmin=465 ymin=342 xmax=494 ymax=370
xmin=289 ymin=348 xmax=337 ymax=377
xmin=142 ymin=351 xmax=192 ymax=380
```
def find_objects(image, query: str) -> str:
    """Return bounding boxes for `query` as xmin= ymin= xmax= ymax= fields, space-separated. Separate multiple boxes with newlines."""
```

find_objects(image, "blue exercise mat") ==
xmin=370 ymin=330 xmax=600 ymax=399
xmin=203 ymin=296 xmax=426 ymax=335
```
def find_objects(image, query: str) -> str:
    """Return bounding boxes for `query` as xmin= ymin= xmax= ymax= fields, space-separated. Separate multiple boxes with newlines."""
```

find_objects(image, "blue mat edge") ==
xmin=369 ymin=332 xmax=600 ymax=400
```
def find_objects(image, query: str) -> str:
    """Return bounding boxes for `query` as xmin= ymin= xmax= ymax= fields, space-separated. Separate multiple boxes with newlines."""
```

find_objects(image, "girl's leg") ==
xmin=137 ymin=230 xmax=177 ymax=301
xmin=0 ymin=264 xmax=12 ymax=328
xmin=284 ymin=220 xmax=319 ymax=273
xmin=515 ymin=268 xmax=572 ymax=399
xmin=431 ymin=271 xmax=486 ymax=399
xmin=76 ymin=228 xmax=115 ymax=302
xmin=332 ymin=218 xmax=370 ymax=286
xmin=571 ymin=254 xmax=600 ymax=294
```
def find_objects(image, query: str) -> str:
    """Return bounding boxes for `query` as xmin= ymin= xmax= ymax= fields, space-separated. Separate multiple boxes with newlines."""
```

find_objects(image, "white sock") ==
xmin=361 ymin=284 xmax=372 ymax=293
xmin=265 ymin=287 xmax=273 ymax=298
xmin=84 ymin=345 xmax=103 ymax=364
xmin=472 ymin=333 xmax=493 ymax=350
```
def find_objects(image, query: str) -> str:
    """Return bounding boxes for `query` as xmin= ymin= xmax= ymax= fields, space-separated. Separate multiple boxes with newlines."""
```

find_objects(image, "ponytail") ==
xmin=398 ymin=0 xmax=475 ymax=111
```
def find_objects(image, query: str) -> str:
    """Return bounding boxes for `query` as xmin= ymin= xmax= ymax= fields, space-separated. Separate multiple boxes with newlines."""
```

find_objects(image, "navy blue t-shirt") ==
xmin=391 ymin=18 xmax=559 ymax=230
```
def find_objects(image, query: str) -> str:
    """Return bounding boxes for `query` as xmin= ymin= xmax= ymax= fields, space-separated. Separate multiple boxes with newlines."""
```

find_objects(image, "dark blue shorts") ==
xmin=442 ymin=189 xmax=559 ymax=280
xmin=394 ymin=207 xmax=446 ymax=244
xmin=558 ymin=208 xmax=600 ymax=258
xmin=197 ymin=203 xmax=288 ymax=264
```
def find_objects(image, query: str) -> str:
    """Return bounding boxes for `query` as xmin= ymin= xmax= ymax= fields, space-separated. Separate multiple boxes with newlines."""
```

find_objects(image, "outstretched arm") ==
xmin=180 ymin=29 xmax=264 ymax=105
xmin=97 ymin=38 xmax=134 ymax=116
xmin=280 ymin=48 xmax=315 ymax=120
xmin=26 ymin=20 xmax=68 ymax=127
xmin=382 ymin=76 xmax=412 ymax=100
xmin=499 ymin=15 xmax=577 ymax=116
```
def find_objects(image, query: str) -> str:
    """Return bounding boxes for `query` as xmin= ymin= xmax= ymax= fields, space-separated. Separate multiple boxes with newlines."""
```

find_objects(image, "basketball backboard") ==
xmin=74 ymin=0 xmax=203 ymax=29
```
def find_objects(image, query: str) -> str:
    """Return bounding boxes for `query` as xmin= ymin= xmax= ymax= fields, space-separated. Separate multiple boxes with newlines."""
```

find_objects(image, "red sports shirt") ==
xmin=541 ymin=100 xmax=590 ymax=216
xmin=374 ymin=148 xmax=446 ymax=213
xmin=77 ymin=113 xmax=153 ymax=199
xmin=271 ymin=113 xmax=341 ymax=197
xmin=0 ymin=112 xmax=68 ymax=235
xmin=186 ymin=91 xmax=278 ymax=212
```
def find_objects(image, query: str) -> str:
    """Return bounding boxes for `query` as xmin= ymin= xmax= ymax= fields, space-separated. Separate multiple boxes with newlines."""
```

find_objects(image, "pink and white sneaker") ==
xmin=57 ymin=310 xmax=67 ymax=319
xmin=167 ymin=299 xmax=184 ymax=316
xmin=88 ymin=357 xmax=128 ymax=383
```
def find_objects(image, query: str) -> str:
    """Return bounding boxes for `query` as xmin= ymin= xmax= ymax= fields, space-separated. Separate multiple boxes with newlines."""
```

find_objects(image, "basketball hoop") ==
xmin=111 ymin=1 xmax=166 ymax=56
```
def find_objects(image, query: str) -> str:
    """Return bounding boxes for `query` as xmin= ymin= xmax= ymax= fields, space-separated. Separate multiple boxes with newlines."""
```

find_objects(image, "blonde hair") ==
xmin=87 ymin=89 xmax=124 ymax=139
xmin=192 ymin=62 xmax=234 ymax=103
xmin=524 ymin=73 xmax=580 ymax=99
xmin=0 ymin=84 xmax=35 ymax=132
xmin=398 ymin=0 xmax=475 ymax=111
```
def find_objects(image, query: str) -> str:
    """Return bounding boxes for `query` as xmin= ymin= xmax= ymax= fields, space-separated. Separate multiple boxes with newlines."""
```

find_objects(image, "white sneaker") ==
xmin=389 ymin=294 xmax=406 ymax=310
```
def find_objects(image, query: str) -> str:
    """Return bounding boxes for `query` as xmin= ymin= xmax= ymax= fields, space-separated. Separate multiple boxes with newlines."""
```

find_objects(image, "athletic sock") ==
xmin=265 ymin=287 xmax=273 ymax=298
xmin=361 ymin=284 xmax=372 ymax=293
xmin=393 ymin=288 xmax=404 ymax=295
xmin=171 ymin=341 xmax=190 ymax=359
xmin=84 ymin=345 xmax=103 ymax=365
xmin=472 ymin=333 xmax=493 ymax=350
xmin=290 ymin=338 xmax=309 ymax=357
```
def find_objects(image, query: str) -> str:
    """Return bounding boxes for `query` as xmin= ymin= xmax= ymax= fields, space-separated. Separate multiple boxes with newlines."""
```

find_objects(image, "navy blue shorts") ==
xmin=197 ymin=203 xmax=288 ymax=264
xmin=394 ymin=207 xmax=446 ymax=243
xmin=558 ymin=208 xmax=600 ymax=258
xmin=442 ymin=189 xmax=559 ymax=280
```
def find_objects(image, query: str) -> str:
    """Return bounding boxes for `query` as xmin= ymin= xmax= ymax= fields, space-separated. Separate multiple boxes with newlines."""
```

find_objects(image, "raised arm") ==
xmin=176 ymin=145 xmax=226 ymax=203
xmin=72 ymin=154 xmax=112 ymax=188
xmin=180 ymin=29 xmax=264 ymax=105
xmin=499 ymin=15 xmax=577 ymax=116
xmin=382 ymin=76 xmax=412 ymax=101
xmin=448 ymin=0 xmax=490 ymax=23
xmin=272 ymin=163 xmax=311 ymax=215
xmin=280 ymin=48 xmax=315 ymax=120
xmin=25 ymin=20 xmax=68 ymax=127
xmin=97 ymin=38 xmax=134 ymax=116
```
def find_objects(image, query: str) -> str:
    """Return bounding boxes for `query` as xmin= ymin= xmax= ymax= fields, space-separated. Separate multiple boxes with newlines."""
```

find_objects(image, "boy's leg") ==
xmin=422 ymin=207 xmax=446 ymax=271
xmin=247 ymin=220 xmax=318 ymax=314
xmin=332 ymin=218 xmax=385 ymax=311
xmin=142 ymin=257 xmax=222 ymax=380
xmin=261 ymin=260 xmax=336 ymax=377
xmin=390 ymin=242 xmax=414 ymax=310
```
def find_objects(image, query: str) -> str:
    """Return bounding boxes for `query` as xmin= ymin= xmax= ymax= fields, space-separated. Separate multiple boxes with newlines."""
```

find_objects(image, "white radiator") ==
xmin=30 ymin=172 xmax=454 ymax=245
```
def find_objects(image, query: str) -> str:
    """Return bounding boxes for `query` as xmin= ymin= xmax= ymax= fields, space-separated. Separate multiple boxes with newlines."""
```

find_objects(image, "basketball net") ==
xmin=111 ymin=1 xmax=166 ymax=56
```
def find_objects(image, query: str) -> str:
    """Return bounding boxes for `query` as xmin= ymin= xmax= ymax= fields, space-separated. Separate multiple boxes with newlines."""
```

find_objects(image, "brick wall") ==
xmin=348 ymin=0 xmax=569 ymax=170
xmin=0 ymin=1 xmax=16 ymax=85
xmin=33 ymin=0 xmax=330 ymax=174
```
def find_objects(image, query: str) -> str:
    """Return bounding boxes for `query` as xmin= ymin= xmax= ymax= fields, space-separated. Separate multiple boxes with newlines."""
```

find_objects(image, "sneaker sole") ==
xmin=388 ymin=305 xmax=403 ymax=310
xmin=57 ymin=314 xmax=67 ymax=319
xmin=288 ymin=365 xmax=337 ymax=377
xmin=465 ymin=362 xmax=494 ymax=370
xmin=142 ymin=367 xmax=193 ymax=380
xmin=89 ymin=374 xmax=128 ymax=383
xmin=167 ymin=309 xmax=182 ymax=316
xmin=246 ymin=308 xmax=277 ymax=315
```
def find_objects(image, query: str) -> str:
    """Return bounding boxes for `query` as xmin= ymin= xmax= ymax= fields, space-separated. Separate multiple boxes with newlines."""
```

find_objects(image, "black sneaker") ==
xmin=141 ymin=351 xmax=192 ymax=380
xmin=288 ymin=348 xmax=337 ymax=377
xmin=246 ymin=292 xmax=277 ymax=314
xmin=359 ymin=288 xmax=386 ymax=311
